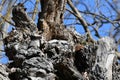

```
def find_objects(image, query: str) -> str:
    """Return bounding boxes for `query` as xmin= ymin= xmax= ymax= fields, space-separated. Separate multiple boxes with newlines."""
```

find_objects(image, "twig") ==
xmin=105 ymin=0 xmax=119 ymax=14
xmin=32 ymin=0 xmax=39 ymax=20
xmin=67 ymin=0 xmax=95 ymax=42
xmin=0 ymin=49 xmax=4 ymax=52
xmin=92 ymin=26 xmax=101 ymax=38
xmin=0 ymin=13 xmax=15 ymax=26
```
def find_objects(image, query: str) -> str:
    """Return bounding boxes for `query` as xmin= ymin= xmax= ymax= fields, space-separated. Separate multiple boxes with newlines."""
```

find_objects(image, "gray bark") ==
xmin=92 ymin=37 xmax=116 ymax=80
xmin=0 ymin=2 xmax=120 ymax=80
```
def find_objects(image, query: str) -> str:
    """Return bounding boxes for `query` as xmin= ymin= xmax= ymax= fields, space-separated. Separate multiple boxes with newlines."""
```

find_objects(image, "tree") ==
xmin=0 ymin=0 xmax=120 ymax=80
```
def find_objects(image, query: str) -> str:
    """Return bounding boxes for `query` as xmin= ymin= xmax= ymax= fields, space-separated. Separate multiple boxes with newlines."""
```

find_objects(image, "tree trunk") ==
xmin=37 ymin=0 xmax=67 ymax=41
xmin=2 ymin=1 xmax=120 ymax=80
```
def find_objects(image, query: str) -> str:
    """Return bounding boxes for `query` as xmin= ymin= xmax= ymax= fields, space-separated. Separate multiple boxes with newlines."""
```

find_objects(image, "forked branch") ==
xmin=67 ymin=0 xmax=95 ymax=42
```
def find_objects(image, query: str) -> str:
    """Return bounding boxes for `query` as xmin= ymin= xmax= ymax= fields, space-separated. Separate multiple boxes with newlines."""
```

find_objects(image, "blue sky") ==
xmin=0 ymin=52 xmax=8 ymax=64
xmin=64 ymin=0 xmax=116 ymax=40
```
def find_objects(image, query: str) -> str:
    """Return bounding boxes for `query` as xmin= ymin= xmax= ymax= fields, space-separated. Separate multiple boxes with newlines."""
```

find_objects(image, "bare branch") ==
xmin=0 ymin=13 xmax=15 ymax=26
xmin=67 ymin=0 xmax=95 ymax=42
xmin=105 ymin=0 xmax=119 ymax=14
xmin=32 ymin=0 xmax=39 ymax=21
xmin=0 ymin=49 xmax=4 ymax=52
xmin=92 ymin=26 xmax=101 ymax=38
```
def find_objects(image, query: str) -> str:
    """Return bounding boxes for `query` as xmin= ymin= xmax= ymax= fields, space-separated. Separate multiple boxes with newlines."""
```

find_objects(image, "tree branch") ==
xmin=67 ymin=0 xmax=95 ymax=42
xmin=0 ymin=13 xmax=15 ymax=26
xmin=32 ymin=0 xmax=39 ymax=21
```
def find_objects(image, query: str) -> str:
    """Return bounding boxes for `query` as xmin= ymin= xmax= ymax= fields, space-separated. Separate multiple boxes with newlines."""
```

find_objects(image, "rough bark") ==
xmin=0 ymin=64 xmax=10 ymax=80
xmin=91 ymin=37 xmax=117 ymax=80
xmin=0 ymin=2 xmax=120 ymax=80
xmin=37 ymin=0 xmax=67 ymax=41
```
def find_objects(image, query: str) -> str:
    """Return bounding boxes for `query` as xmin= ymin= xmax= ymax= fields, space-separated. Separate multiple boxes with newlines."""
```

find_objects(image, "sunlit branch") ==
xmin=32 ymin=0 xmax=39 ymax=21
xmin=0 ymin=14 xmax=15 ymax=26
xmin=67 ymin=0 xmax=95 ymax=42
